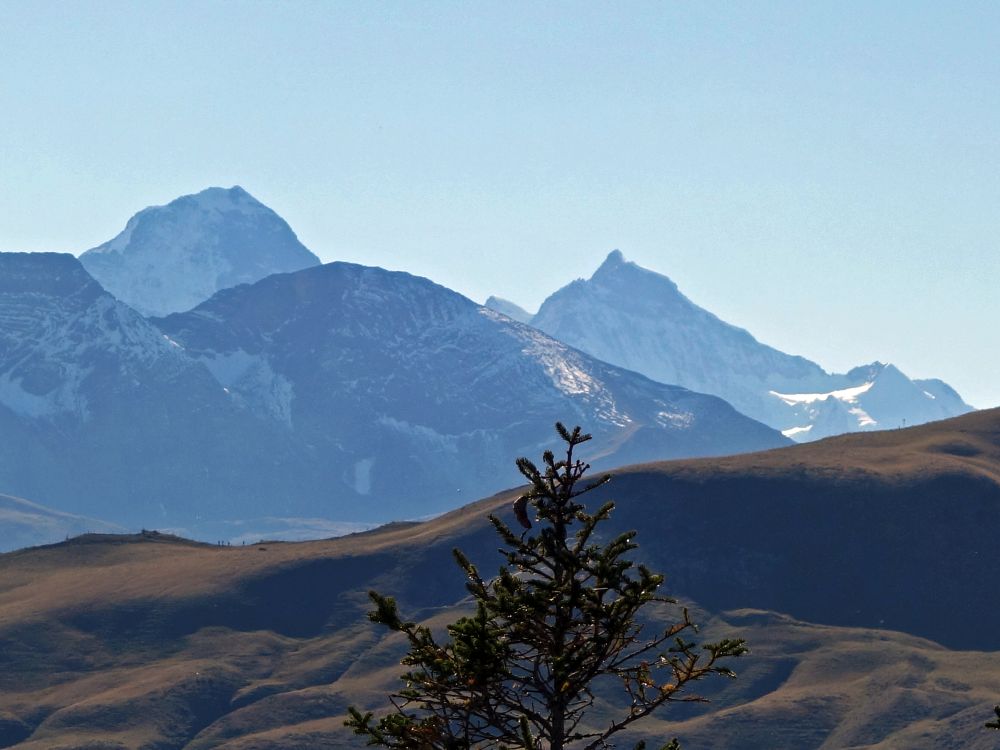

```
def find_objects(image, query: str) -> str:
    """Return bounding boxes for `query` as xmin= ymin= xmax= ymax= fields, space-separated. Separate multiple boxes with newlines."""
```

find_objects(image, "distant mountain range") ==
xmin=79 ymin=186 xmax=319 ymax=316
xmin=0 ymin=187 xmax=991 ymax=746
xmin=0 ymin=187 xmax=974 ymax=543
xmin=0 ymin=250 xmax=785 ymax=539
xmin=1 ymin=408 xmax=998 ymax=748
xmin=153 ymin=261 xmax=786 ymax=520
xmin=491 ymin=250 xmax=972 ymax=441
xmin=75 ymin=187 xmax=973 ymax=445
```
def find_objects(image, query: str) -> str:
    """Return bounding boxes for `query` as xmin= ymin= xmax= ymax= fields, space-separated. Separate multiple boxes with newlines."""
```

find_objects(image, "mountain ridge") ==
xmin=154 ymin=260 xmax=790 ymax=521
xmin=528 ymin=250 xmax=973 ymax=440
xmin=0 ymin=251 xmax=788 ymax=538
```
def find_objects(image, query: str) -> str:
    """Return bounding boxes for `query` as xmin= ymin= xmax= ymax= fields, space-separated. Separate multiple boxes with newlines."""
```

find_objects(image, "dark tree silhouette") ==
xmin=348 ymin=424 xmax=747 ymax=749
xmin=986 ymin=705 xmax=1000 ymax=730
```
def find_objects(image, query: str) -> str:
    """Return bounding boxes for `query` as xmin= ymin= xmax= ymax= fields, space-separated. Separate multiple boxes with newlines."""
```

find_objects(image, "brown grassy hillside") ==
xmin=1 ymin=409 xmax=999 ymax=748
xmin=598 ymin=408 xmax=1000 ymax=649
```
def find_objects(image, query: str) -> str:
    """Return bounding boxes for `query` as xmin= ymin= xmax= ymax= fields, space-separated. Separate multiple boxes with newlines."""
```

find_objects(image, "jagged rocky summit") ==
xmin=79 ymin=186 xmax=320 ymax=316
xmin=525 ymin=250 xmax=972 ymax=441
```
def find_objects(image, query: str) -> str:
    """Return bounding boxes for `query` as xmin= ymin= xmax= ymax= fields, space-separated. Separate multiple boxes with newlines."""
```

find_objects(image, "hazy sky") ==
xmin=1 ymin=2 xmax=998 ymax=407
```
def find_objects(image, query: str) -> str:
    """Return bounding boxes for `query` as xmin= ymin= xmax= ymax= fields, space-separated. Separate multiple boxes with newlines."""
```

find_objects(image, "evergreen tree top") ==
xmin=348 ymin=423 xmax=747 ymax=749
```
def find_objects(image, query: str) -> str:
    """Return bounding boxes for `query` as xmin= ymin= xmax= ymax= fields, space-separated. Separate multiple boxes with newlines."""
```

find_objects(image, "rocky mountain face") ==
xmin=79 ymin=186 xmax=319 ymax=316
xmin=0 ymin=252 xmax=787 ymax=539
xmin=155 ymin=261 xmax=789 ymax=522
xmin=0 ymin=252 xmax=307 ymax=531
xmin=529 ymin=250 xmax=972 ymax=440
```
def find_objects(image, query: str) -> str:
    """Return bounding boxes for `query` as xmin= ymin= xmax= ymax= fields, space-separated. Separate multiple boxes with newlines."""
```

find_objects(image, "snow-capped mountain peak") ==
xmin=530 ymin=251 xmax=973 ymax=442
xmin=768 ymin=360 xmax=969 ymax=440
xmin=532 ymin=251 xmax=829 ymax=424
xmin=176 ymin=185 xmax=260 ymax=214
xmin=79 ymin=186 xmax=321 ymax=316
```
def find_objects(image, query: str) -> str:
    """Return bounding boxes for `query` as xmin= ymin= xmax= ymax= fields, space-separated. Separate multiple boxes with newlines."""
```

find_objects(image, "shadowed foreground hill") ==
xmin=602 ymin=406 xmax=1000 ymax=650
xmin=1 ymin=409 xmax=1000 ymax=748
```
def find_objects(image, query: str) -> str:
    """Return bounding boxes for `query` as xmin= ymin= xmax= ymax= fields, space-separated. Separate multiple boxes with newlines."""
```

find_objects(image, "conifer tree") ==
xmin=347 ymin=423 xmax=747 ymax=749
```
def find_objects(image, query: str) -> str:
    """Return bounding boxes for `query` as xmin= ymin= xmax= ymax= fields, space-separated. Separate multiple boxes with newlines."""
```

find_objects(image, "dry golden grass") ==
xmin=1 ymin=409 xmax=999 ymax=748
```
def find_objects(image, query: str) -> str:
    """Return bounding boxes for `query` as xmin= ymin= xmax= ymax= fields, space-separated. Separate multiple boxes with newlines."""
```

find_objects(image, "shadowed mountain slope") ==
xmin=154 ymin=261 xmax=789 ymax=521
xmin=590 ymin=408 xmax=1000 ymax=650
xmin=0 ymin=252 xmax=306 ymax=529
xmin=1 ymin=410 xmax=999 ymax=748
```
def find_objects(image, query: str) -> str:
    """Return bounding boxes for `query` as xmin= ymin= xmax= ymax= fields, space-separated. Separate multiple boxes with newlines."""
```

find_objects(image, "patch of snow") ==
xmin=377 ymin=416 xmax=462 ymax=453
xmin=542 ymin=357 xmax=596 ymax=396
xmin=770 ymin=381 xmax=875 ymax=406
xmin=656 ymin=410 xmax=693 ymax=428
xmin=0 ymin=374 xmax=61 ymax=418
xmin=353 ymin=458 xmax=375 ymax=495
xmin=508 ymin=320 xmax=598 ymax=397
xmin=198 ymin=349 xmax=295 ymax=426
xmin=187 ymin=186 xmax=262 ymax=215
xmin=782 ymin=425 xmax=814 ymax=439
xmin=847 ymin=406 xmax=877 ymax=428
xmin=480 ymin=308 xmax=631 ymax=427
xmin=594 ymin=406 xmax=632 ymax=428
xmin=0 ymin=369 xmax=91 ymax=419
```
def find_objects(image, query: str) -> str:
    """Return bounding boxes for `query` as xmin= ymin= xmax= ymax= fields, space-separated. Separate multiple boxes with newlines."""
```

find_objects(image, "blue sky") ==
xmin=1 ymin=1 xmax=998 ymax=407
